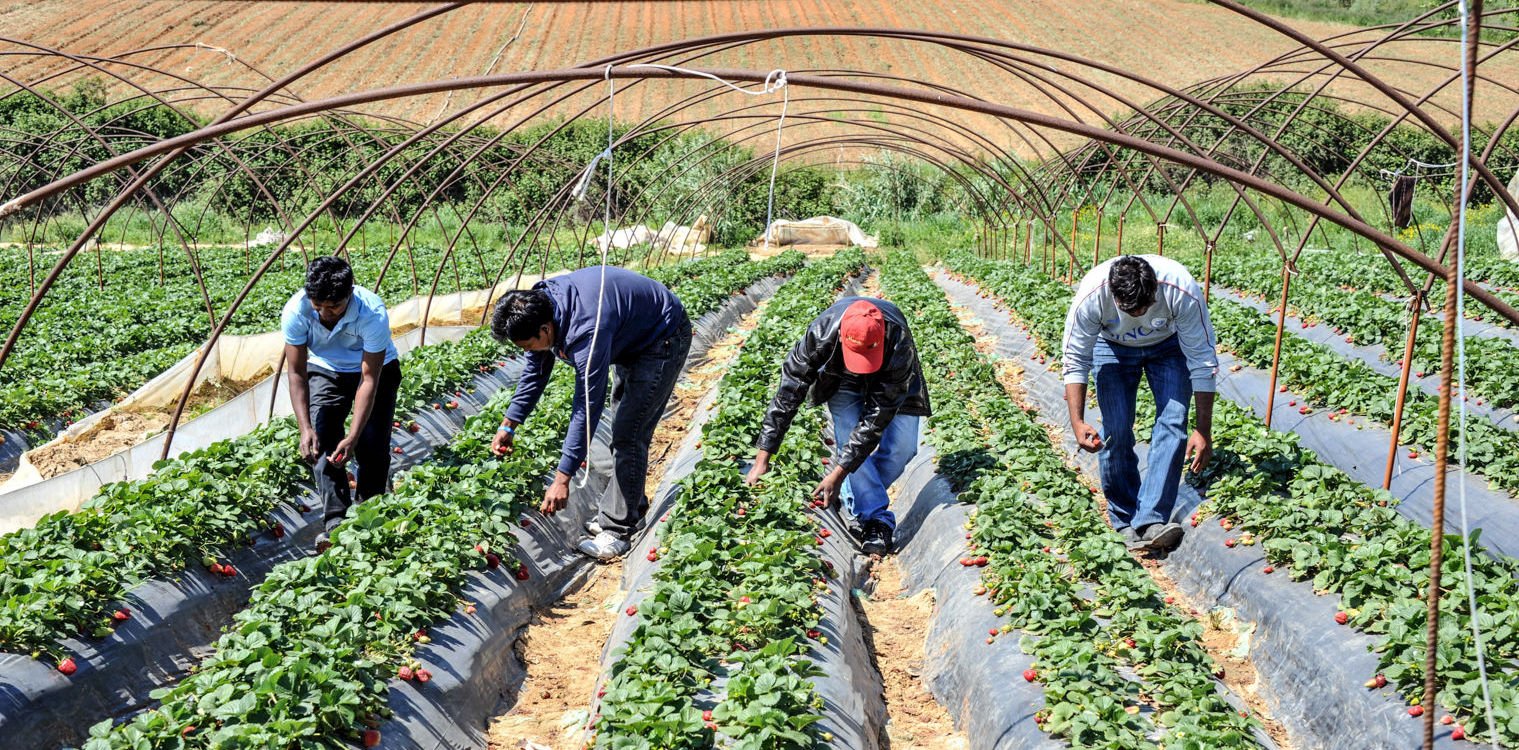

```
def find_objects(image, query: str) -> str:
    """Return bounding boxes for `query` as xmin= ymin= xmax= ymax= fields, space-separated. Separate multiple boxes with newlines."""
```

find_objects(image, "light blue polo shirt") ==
xmin=280 ymin=285 xmax=399 ymax=373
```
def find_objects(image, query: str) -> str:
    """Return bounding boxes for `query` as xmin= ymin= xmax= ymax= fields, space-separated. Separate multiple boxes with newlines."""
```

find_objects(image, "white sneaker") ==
xmin=578 ymin=531 xmax=629 ymax=560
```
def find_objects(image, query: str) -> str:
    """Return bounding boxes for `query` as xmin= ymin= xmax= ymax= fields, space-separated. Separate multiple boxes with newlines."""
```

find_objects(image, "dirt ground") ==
xmin=860 ymin=557 xmax=970 ymax=750
xmin=25 ymin=376 xmax=256 ymax=478
xmin=484 ymin=300 xmax=768 ymax=750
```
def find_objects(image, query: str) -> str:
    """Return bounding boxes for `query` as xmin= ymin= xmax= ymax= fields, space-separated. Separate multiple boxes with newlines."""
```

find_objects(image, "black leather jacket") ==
xmin=755 ymin=297 xmax=931 ymax=473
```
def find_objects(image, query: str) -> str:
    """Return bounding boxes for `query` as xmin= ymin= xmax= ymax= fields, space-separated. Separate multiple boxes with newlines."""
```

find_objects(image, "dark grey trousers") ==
xmin=597 ymin=321 xmax=692 ymax=537
xmin=308 ymin=360 xmax=403 ymax=531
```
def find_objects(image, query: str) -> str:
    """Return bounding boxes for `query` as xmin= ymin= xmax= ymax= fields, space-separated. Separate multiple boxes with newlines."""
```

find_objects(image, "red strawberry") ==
xmin=807 ymin=629 xmax=821 ymax=639
xmin=393 ymin=421 xmax=401 ymax=429
xmin=515 ymin=566 xmax=530 ymax=581
xmin=392 ymin=446 xmax=403 ymax=454
xmin=432 ymin=403 xmax=441 ymax=409
xmin=739 ymin=596 xmax=752 ymax=604
xmin=1023 ymin=668 xmax=1038 ymax=682
xmin=702 ymin=710 xmax=714 ymax=722
xmin=646 ymin=551 xmax=658 ymax=562
xmin=1453 ymin=726 xmax=1466 ymax=740
xmin=1409 ymin=706 xmax=1424 ymax=717
xmin=519 ymin=518 xmax=532 ymax=528
xmin=815 ymin=536 xmax=825 ymax=546
xmin=736 ymin=508 xmax=746 ymax=517
xmin=398 ymin=665 xmax=414 ymax=680
xmin=1124 ymin=637 xmax=1136 ymax=648
xmin=181 ymin=726 xmax=196 ymax=737
xmin=272 ymin=522 xmax=286 ymax=539
xmin=1441 ymin=715 xmax=1454 ymax=726
xmin=1164 ymin=596 xmax=1175 ymax=604
xmin=975 ymin=556 xmax=989 ymax=567
xmin=363 ymin=730 xmax=381 ymax=747
xmin=1288 ymin=401 xmax=1296 ymax=407
xmin=821 ymin=457 xmax=830 ymax=465
xmin=819 ymin=528 xmax=830 ymax=538
xmin=1335 ymin=611 xmax=1349 ymax=625
xmin=989 ymin=628 xmax=999 ymax=636
xmin=408 ymin=423 xmax=420 ymax=433
xmin=1224 ymin=538 xmax=1237 ymax=548
xmin=446 ymin=400 xmax=459 ymax=409
xmin=1374 ymin=674 xmax=1387 ymax=688
xmin=415 ymin=669 xmax=432 ymax=683
xmin=111 ymin=609 xmax=130 ymax=622
xmin=485 ymin=553 xmax=501 ymax=569
xmin=625 ymin=606 xmax=638 ymax=616
xmin=1262 ymin=566 xmax=1274 ymax=574
xmin=221 ymin=565 xmax=237 ymax=577
xmin=57 ymin=657 xmax=77 ymax=676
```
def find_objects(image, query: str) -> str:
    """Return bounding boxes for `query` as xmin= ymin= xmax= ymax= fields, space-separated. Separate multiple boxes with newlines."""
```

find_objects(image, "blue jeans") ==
xmin=1092 ymin=335 xmax=1192 ymax=531
xmin=827 ymin=390 xmax=920 ymax=531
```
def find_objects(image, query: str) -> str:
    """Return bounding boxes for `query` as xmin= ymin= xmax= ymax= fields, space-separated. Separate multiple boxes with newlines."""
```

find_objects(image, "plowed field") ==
xmin=2 ymin=1 xmax=1513 ymax=157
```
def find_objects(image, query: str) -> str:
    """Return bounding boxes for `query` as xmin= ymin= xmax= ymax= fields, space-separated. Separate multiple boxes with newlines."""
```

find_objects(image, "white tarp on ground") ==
xmin=755 ymin=216 xmax=878 ymax=248
xmin=1499 ymin=171 xmax=1519 ymax=261
xmin=592 ymin=215 xmax=710 ymax=255
xmin=0 ymin=274 xmax=559 ymax=532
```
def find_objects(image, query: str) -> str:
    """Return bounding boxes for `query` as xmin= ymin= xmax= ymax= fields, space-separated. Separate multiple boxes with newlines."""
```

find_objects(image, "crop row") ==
xmin=593 ymin=249 xmax=865 ymax=750
xmin=80 ymin=373 xmax=566 ymax=748
xmin=880 ymin=251 xmax=1259 ymax=748
xmin=1173 ymin=242 xmax=1519 ymax=412
xmin=946 ymin=251 xmax=1519 ymax=745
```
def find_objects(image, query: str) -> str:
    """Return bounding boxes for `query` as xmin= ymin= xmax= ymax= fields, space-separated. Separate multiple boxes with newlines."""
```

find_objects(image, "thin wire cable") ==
xmin=576 ymin=64 xmax=615 ymax=493
xmin=1454 ymin=1 xmax=1498 ymax=745
xmin=762 ymin=75 xmax=789 ymax=250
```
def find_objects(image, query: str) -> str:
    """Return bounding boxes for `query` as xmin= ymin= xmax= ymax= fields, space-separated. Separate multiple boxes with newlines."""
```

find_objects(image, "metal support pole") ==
xmin=1384 ymin=298 xmax=1424 ymax=490
xmin=1094 ymin=212 xmax=1103 ymax=267
xmin=1422 ymin=270 xmax=1458 ymax=750
xmin=1264 ymin=262 xmax=1294 ymax=429
xmin=1069 ymin=207 xmax=1079 ymax=284
xmin=1157 ymin=222 xmax=1166 ymax=256
xmin=1025 ymin=220 xmax=1033 ymax=265
xmin=1203 ymin=240 xmax=1215 ymax=302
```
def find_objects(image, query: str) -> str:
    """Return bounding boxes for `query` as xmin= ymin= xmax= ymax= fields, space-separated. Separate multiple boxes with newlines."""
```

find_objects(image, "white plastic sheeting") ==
xmin=1499 ymin=170 xmax=1519 ymax=262
xmin=757 ymin=216 xmax=879 ymax=248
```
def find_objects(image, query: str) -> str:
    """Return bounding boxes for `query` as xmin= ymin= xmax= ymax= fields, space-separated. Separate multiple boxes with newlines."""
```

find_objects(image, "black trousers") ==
xmin=597 ymin=321 xmax=693 ymax=537
xmin=308 ymin=360 xmax=403 ymax=531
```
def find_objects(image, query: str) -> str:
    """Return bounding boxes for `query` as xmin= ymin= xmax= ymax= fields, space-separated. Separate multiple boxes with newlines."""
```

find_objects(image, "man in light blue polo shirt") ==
xmin=281 ymin=256 xmax=401 ymax=551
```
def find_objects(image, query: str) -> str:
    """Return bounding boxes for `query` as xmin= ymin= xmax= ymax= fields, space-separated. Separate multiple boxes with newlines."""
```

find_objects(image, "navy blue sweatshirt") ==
xmin=504 ymin=267 xmax=688 ymax=477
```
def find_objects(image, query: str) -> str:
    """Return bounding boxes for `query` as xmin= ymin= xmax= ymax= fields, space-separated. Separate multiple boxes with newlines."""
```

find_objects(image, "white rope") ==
xmin=626 ymin=64 xmax=790 ymax=249
xmin=573 ymin=65 xmax=615 ymax=492
xmin=1454 ymin=2 xmax=1498 ymax=745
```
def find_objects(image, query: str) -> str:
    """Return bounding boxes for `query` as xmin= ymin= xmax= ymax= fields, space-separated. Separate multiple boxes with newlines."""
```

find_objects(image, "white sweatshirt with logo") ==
xmin=1061 ymin=254 xmax=1220 ymax=392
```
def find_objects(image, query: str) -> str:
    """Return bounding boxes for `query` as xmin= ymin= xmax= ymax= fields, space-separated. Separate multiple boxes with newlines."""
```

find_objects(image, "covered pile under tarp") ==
xmin=592 ymin=215 xmax=710 ymax=255
xmin=756 ymin=216 xmax=879 ymax=248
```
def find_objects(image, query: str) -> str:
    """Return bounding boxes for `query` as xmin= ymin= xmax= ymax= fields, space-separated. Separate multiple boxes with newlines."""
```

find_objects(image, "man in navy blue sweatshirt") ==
xmin=489 ymin=266 xmax=691 ymax=560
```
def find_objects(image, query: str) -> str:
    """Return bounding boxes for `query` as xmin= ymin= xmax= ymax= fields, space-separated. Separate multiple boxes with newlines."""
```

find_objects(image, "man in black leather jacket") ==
xmin=746 ymin=297 xmax=930 ymax=554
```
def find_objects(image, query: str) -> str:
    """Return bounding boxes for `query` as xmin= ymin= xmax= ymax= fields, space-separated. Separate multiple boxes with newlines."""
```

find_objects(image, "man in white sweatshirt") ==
xmin=1062 ymin=255 xmax=1219 ymax=552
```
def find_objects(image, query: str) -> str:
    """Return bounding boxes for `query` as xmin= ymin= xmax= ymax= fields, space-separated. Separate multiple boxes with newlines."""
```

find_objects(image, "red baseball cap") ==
xmin=840 ymin=300 xmax=886 ymax=374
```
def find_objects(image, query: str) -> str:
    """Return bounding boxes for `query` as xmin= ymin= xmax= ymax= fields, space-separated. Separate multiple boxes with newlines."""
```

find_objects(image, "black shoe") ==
xmin=1137 ymin=522 xmax=1184 ymax=552
xmin=861 ymin=521 xmax=894 ymax=556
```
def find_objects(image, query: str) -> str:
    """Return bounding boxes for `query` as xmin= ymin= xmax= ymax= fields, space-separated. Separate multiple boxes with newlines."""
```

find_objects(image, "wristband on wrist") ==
xmin=497 ymin=424 xmax=515 ymax=434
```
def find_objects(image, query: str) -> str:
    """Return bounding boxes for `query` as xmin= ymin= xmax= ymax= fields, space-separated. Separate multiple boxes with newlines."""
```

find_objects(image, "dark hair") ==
xmin=1109 ymin=256 xmax=1157 ymax=313
xmin=304 ymin=256 xmax=354 ymax=303
xmin=491 ymin=289 xmax=554 ymax=343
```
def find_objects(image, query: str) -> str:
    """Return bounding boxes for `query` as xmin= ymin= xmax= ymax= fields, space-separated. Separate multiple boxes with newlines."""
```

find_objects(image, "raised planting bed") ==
xmin=878 ymin=251 xmax=1265 ymax=749
xmin=942 ymin=251 xmax=1511 ymax=746
xmin=590 ymin=249 xmax=886 ymax=750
